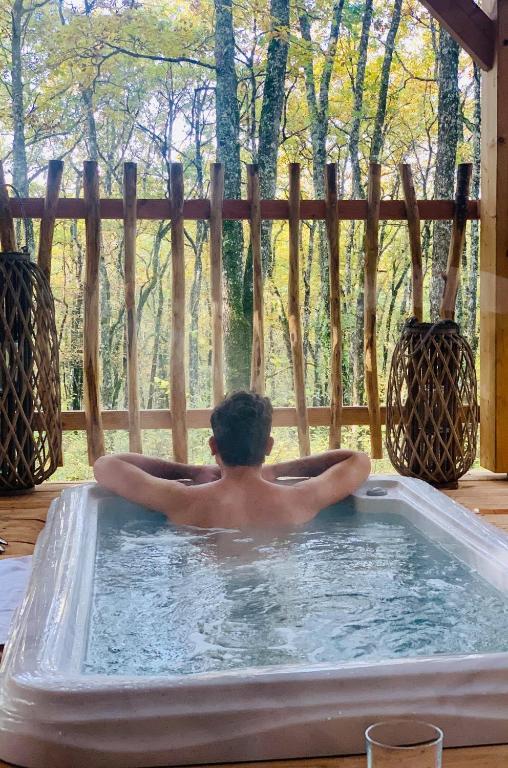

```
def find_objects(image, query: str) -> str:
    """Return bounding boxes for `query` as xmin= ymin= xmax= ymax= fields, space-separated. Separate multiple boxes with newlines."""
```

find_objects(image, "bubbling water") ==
xmin=84 ymin=500 xmax=508 ymax=676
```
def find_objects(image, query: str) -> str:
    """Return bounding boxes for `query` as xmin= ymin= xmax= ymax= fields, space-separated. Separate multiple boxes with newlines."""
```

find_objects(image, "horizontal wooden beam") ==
xmin=419 ymin=0 xmax=495 ymax=71
xmin=59 ymin=406 xmax=388 ymax=431
xmin=8 ymin=198 xmax=480 ymax=222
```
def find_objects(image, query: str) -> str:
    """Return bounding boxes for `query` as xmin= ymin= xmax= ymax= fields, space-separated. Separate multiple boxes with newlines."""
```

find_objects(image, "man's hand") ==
xmin=193 ymin=465 xmax=221 ymax=485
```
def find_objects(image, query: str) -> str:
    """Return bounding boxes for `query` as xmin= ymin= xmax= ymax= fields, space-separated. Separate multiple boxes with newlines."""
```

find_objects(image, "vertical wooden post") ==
xmin=38 ymin=159 xmax=65 ymax=467
xmin=0 ymin=161 xmax=17 ymax=251
xmin=364 ymin=163 xmax=383 ymax=459
xmin=248 ymin=164 xmax=264 ymax=394
xmin=325 ymin=163 xmax=342 ymax=449
xmin=169 ymin=163 xmax=188 ymax=463
xmin=209 ymin=163 xmax=225 ymax=405
xmin=399 ymin=163 xmax=424 ymax=321
xmin=123 ymin=162 xmax=142 ymax=453
xmin=83 ymin=161 xmax=105 ymax=464
xmin=440 ymin=163 xmax=473 ymax=320
xmin=38 ymin=160 xmax=64 ymax=280
xmin=288 ymin=163 xmax=311 ymax=456
xmin=480 ymin=0 xmax=508 ymax=472
xmin=399 ymin=163 xmax=426 ymax=472
xmin=438 ymin=165 xmax=472 ymax=481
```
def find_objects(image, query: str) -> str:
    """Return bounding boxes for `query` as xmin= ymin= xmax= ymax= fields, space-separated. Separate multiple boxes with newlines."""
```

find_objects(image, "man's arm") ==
xmin=93 ymin=456 xmax=189 ymax=514
xmin=295 ymin=451 xmax=371 ymax=516
xmin=263 ymin=450 xmax=371 ymax=523
xmin=108 ymin=453 xmax=220 ymax=484
xmin=262 ymin=449 xmax=359 ymax=481
xmin=93 ymin=455 xmax=191 ymax=522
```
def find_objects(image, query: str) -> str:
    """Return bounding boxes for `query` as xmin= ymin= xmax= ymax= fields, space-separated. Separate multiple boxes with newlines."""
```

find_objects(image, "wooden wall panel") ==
xmin=480 ymin=0 xmax=508 ymax=472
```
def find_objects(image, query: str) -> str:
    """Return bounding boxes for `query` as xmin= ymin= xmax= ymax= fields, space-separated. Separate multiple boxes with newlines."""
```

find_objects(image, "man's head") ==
xmin=210 ymin=390 xmax=273 ymax=467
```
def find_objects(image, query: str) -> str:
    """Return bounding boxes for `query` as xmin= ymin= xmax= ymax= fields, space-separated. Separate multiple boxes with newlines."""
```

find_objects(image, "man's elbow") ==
xmin=93 ymin=455 xmax=115 ymax=488
xmin=354 ymin=451 xmax=371 ymax=481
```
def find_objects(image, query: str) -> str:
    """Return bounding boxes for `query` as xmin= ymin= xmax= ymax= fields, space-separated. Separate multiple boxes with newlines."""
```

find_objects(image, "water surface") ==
xmin=84 ymin=500 xmax=508 ymax=675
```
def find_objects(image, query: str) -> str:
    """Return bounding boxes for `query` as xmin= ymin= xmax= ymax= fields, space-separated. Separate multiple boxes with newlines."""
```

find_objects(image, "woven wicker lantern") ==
xmin=0 ymin=250 xmax=61 ymax=493
xmin=385 ymin=318 xmax=478 ymax=489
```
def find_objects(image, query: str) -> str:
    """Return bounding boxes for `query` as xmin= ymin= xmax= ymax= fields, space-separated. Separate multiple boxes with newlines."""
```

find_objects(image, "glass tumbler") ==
xmin=365 ymin=719 xmax=443 ymax=768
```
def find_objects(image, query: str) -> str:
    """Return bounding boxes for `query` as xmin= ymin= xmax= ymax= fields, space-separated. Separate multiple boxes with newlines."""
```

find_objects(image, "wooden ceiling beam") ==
xmin=418 ymin=0 xmax=495 ymax=71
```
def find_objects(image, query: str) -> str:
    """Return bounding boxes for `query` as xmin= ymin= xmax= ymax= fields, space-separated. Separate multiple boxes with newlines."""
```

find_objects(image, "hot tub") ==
xmin=2 ymin=477 xmax=508 ymax=768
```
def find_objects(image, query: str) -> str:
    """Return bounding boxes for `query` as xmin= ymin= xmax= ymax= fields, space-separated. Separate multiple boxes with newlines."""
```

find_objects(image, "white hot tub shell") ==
xmin=2 ymin=477 xmax=508 ymax=767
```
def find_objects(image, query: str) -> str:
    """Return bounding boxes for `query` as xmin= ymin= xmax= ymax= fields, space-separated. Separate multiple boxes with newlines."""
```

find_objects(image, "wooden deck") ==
xmin=1 ymin=474 xmax=508 ymax=768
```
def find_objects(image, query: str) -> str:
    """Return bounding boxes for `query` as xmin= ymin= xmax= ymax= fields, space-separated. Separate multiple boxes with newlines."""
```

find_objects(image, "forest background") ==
xmin=0 ymin=0 xmax=481 ymax=479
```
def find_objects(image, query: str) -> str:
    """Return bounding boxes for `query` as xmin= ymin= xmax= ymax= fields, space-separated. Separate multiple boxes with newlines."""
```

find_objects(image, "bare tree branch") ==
xmin=102 ymin=42 xmax=216 ymax=71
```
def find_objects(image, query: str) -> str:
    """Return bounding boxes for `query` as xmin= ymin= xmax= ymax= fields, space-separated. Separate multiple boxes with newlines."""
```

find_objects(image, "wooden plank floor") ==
xmin=1 ymin=474 xmax=508 ymax=768
xmin=1 ymin=473 xmax=508 ymax=558
xmin=1 ymin=747 xmax=508 ymax=768
xmin=0 ymin=482 xmax=72 ymax=558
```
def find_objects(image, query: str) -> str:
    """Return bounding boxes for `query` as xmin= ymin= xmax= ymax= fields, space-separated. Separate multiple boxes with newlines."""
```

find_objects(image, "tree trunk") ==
xmin=188 ymin=88 xmax=209 ymax=406
xmin=147 ymin=279 xmax=167 ymax=409
xmin=258 ymin=0 xmax=289 ymax=275
xmin=430 ymin=29 xmax=460 ymax=320
xmin=382 ymin=264 xmax=406 ymax=373
xmin=349 ymin=0 xmax=374 ymax=403
xmin=100 ymin=248 xmax=114 ymax=407
xmin=214 ymin=0 xmax=249 ymax=389
xmin=189 ymin=242 xmax=203 ymax=405
xmin=10 ymin=0 xmax=34 ymax=252
xmin=370 ymin=0 xmax=403 ymax=163
xmin=137 ymin=223 xmax=170 ymax=326
xmin=139 ymin=224 xmax=170 ymax=408
xmin=303 ymin=221 xmax=315 ymax=364
xmin=69 ymin=218 xmax=84 ymax=409
xmin=468 ymin=64 xmax=481 ymax=357
xmin=299 ymin=0 xmax=345 ymax=402
xmin=349 ymin=0 xmax=373 ymax=199
xmin=81 ymin=90 xmax=114 ymax=407
xmin=343 ymin=222 xmax=356 ymax=404
xmin=82 ymin=87 xmax=99 ymax=161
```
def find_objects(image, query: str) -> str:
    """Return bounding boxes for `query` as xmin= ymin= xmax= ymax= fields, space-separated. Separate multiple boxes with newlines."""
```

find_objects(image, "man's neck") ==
xmin=220 ymin=464 xmax=263 ymax=482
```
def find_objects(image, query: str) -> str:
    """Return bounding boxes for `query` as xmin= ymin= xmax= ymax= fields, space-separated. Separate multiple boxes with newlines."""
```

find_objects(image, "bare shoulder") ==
xmin=133 ymin=475 xmax=192 ymax=518
xmin=267 ymin=481 xmax=318 ymax=525
xmin=292 ymin=453 xmax=371 ymax=520
xmin=148 ymin=479 xmax=215 ymax=518
xmin=160 ymin=481 xmax=223 ymax=526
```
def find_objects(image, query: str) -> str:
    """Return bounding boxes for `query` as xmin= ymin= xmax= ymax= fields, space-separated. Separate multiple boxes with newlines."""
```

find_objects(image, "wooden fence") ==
xmin=0 ymin=159 xmax=477 ymax=465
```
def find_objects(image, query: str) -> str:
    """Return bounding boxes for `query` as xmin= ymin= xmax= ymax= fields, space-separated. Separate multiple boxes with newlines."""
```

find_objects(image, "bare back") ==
xmin=93 ymin=451 xmax=371 ymax=530
xmin=165 ymin=478 xmax=311 ymax=529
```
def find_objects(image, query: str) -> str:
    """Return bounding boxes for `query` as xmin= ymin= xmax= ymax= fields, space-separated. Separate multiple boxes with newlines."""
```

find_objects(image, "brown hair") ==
xmin=210 ymin=390 xmax=273 ymax=466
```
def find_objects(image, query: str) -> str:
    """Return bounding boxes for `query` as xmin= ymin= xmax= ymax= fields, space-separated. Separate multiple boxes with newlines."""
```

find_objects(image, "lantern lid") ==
xmin=403 ymin=317 xmax=460 ymax=335
xmin=0 ymin=247 xmax=30 ymax=261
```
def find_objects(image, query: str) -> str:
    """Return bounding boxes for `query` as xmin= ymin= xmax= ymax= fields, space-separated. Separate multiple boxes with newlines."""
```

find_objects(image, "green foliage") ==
xmin=0 ymin=0 xmax=480 ymax=478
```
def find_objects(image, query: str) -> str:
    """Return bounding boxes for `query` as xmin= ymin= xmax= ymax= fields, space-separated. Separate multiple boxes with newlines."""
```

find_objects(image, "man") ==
xmin=94 ymin=390 xmax=370 ymax=529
